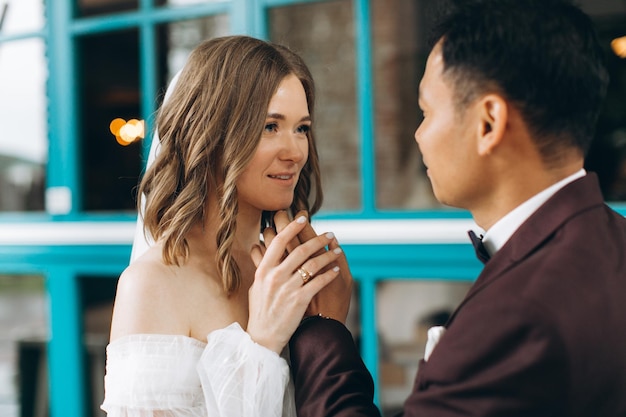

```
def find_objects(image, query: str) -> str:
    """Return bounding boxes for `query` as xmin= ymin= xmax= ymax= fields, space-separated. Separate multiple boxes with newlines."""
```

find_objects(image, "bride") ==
xmin=101 ymin=35 xmax=348 ymax=417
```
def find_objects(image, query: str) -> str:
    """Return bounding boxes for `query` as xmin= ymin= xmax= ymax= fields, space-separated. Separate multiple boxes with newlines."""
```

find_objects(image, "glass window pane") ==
xmin=79 ymin=275 xmax=117 ymax=415
xmin=372 ymin=0 xmax=440 ymax=210
xmin=376 ymin=280 xmax=472 ymax=415
xmin=269 ymin=0 xmax=360 ymax=212
xmin=0 ymin=38 xmax=46 ymax=212
xmin=581 ymin=2 xmax=626 ymax=201
xmin=77 ymin=0 xmax=138 ymax=18
xmin=78 ymin=29 xmax=142 ymax=211
xmin=0 ymin=274 xmax=47 ymax=414
xmin=0 ymin=0 xmax=44 ymax=34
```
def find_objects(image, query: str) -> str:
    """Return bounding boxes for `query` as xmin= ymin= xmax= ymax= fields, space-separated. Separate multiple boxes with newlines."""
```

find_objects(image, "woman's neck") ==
xmin=185 ymin=200 xmax=262 ymax=267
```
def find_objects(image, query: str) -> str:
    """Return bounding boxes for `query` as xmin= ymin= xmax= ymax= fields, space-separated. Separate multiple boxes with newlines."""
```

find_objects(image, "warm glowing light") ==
xmin=109 ymin=118 xmax=126 ymax=135
xmin=611 ymin=36 xmax=626 ymax=58
xmin=110 ymin=118 xmax=145 ymax=146
xmin=115 ymin=135 xmax=130 ymax=146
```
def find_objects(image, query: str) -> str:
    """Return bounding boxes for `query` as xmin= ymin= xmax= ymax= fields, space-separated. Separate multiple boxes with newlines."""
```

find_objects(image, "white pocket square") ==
xmin=424 ymin=326 xmax=446 ymax=362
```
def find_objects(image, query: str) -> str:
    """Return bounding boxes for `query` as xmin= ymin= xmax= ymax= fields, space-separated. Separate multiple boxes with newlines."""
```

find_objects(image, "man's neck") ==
xmin=472 ymin=158 xmax=584 ymax=231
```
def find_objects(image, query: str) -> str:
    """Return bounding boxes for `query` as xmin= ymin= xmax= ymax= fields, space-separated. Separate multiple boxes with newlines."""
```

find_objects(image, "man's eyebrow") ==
xmin=266 ymin=113 xmax=311 ymax=122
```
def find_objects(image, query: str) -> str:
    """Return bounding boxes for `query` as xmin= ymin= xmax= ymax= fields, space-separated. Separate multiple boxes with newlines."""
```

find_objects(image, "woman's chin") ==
xmin=265 ymin=204 xmax=292 ymax=212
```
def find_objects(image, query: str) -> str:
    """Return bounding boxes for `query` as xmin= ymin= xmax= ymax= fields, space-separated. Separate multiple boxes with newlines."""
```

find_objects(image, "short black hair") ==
xmin=431 ymin=0 xmax=609 ymax=159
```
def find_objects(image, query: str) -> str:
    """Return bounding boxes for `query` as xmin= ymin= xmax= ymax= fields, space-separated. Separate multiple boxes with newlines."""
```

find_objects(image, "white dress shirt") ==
xmin=481 ymin=169 xmax=586 ymax=257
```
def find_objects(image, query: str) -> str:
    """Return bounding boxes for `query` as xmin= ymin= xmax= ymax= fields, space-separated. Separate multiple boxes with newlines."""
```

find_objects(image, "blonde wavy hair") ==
xmin=139 ymin=36 xmax=322 ymax=294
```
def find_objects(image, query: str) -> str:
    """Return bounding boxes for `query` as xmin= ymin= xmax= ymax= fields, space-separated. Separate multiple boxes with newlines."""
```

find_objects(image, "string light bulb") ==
xmin=611 ymin=36 xmax=626 ymax=58
xmin=110 ymin=118 xmax=145 ymax=146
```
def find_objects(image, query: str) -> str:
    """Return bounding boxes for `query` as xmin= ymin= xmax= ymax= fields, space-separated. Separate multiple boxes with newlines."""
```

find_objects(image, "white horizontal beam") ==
xmin=0 ymin=219 xmax=479 ymax=246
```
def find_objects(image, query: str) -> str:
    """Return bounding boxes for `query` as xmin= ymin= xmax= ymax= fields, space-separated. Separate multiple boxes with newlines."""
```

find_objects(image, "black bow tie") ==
xmin=468 ymin=230 xmax=491 ymax=264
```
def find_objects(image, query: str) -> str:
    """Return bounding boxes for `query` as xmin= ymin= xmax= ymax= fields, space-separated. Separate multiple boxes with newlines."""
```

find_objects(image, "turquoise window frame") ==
xmin=0 ymin=1 xmax=625 ymax=415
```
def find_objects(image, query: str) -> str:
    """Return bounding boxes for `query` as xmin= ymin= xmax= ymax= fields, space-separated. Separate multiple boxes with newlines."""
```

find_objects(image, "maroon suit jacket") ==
xmin=289 ymin=173 xmax=626 ymax=417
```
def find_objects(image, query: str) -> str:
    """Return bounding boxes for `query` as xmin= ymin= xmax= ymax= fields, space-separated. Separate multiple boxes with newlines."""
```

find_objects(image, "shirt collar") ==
xmin=480 ymin=169 xmax=586 ymax=256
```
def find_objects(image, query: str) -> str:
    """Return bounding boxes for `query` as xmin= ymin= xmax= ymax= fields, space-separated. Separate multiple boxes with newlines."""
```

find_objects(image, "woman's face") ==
xmin=236 ymin=73 xmax=310 ymax=213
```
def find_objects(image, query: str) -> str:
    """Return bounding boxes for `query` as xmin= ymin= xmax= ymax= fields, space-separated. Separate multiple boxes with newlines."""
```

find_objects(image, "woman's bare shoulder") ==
xmin=118 ymin=246 xmax=180 ymax=298
xmin=109 ymin=246 xmax=189 ymax=341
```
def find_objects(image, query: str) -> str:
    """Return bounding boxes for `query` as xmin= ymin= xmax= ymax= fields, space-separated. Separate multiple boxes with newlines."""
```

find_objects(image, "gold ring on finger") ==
xmin=297 ymin=267 xmax=314 ymax=284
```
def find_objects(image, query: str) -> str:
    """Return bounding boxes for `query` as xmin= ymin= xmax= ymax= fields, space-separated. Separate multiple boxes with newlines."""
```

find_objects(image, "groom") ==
xmin=287 ymin=0 xmax=626 ymax=416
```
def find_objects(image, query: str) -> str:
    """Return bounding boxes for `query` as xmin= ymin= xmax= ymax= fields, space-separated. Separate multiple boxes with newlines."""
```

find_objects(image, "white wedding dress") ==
xmin=101 ymin=322 xmax=296 ymax=417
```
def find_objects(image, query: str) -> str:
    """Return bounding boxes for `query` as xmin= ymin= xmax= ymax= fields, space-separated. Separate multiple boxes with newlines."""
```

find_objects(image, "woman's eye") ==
xmin=297 ymin=124 xmax=311 ymax=134
xmin=264 ymin=122 xmax=278 ymax=133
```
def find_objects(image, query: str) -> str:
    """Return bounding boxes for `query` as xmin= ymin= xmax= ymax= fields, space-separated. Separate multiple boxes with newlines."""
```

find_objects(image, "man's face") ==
xmin=414 ymin=43 xmax=484 ymax=210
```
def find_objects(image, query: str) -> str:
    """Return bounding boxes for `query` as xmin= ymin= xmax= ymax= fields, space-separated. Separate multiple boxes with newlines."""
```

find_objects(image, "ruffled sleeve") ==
xmin=199 ymin=322 xmax=296 ymax=417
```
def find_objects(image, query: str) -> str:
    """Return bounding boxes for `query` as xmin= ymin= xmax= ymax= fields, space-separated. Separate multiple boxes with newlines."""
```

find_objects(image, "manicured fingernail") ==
xmin=325 ymin=232 xmax=335 ymax=239
xmin=333 ymin=247 xmax=342 ymax=254
xmin=296 ymin=216 xmax=306 ymax=224
xmin=332 ymin=266 xmax=340 ymax=272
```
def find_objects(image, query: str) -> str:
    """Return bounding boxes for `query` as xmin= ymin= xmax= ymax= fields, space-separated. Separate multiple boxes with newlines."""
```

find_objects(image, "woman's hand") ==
xmin=248 ymin=214 xmax=342 ymax=354
xmin=271 ymin=210 xmax=354 ymax=324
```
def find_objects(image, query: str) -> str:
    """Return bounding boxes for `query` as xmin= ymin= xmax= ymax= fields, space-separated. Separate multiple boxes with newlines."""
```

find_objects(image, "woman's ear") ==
xmin=476 ymin=94 xmax=507 ymax=156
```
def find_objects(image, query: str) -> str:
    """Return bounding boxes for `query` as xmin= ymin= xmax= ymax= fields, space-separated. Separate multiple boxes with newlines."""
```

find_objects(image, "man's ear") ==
xmin=476 ymin=94 xmax=507 ymax=156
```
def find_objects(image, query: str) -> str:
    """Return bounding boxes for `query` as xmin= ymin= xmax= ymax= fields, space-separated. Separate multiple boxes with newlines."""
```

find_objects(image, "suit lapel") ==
xmin=446 ymin=173 xmax=605 ymax=326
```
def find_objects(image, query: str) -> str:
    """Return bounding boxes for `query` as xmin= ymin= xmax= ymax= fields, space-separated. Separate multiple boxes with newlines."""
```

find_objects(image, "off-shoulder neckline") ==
xmin=108 ymin=333 xmax=208 ymax=348
xmin=108 ymin=322 xmax=246 ymax=348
